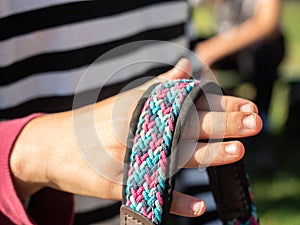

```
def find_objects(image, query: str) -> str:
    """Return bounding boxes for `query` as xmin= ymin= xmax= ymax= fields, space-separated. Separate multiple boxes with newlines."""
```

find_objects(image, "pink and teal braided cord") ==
xmin=124 ymin=79 xmax=260 ymax=225
xmin=125 ymin=79 xmax=200 ymax=224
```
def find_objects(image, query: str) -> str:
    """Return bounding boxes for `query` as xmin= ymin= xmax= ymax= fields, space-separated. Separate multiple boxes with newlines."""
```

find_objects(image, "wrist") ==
xmin=10 ymin=114 xmax=60 ymax=199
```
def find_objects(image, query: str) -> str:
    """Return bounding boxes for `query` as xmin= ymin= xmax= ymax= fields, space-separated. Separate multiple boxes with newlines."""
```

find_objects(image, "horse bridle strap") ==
xmin=121 ymin=79 xmax=259 ymax=225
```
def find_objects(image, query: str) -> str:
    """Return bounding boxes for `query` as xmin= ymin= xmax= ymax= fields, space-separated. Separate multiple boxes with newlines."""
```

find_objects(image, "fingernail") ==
xmin=189 ymin=201 xmax=205 ymax=216
xmin=225 ymin=143 xmax=237 ymax=155
xmin=243 ymin=114 xmax=256 ymax=130
xmin=240 ymin=104 xmax=254 ymax=112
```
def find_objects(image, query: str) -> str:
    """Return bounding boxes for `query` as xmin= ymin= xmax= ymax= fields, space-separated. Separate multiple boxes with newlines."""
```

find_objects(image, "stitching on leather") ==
xmin=124 ymin=213 xmax=145 ymax=225
xmin=233 ymin=165 xmax=249 ymax=212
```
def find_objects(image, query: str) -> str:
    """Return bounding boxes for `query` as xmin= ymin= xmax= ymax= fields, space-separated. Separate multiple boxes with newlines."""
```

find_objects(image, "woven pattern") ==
xmin=125 ymin=79 xmax=200 ymax=225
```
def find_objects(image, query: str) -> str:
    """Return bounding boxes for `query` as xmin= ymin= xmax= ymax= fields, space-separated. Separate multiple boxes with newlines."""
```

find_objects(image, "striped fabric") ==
xmin=0 ymin=0 xmax=188 ymax=118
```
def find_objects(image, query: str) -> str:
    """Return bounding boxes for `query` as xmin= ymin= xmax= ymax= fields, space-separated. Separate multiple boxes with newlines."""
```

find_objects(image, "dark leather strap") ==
xmin=208 ymin=160 xmax=252 ymax=222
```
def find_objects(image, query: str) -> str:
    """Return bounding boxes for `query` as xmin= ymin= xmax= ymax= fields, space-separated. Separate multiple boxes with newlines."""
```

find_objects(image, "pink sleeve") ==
xmin=0 ymin=114 xmax=74 ymax=225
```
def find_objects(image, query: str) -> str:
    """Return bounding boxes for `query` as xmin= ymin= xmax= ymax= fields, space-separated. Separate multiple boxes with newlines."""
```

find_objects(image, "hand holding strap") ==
xmin=121 ymin=79 xmax=259 ymax=225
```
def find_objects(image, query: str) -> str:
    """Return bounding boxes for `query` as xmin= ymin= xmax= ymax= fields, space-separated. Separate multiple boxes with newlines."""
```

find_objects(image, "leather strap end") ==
xmin=207 ymin=160 xmax=251 ymax=222
xmin=120 ymin=205 xmax=153 ymax=225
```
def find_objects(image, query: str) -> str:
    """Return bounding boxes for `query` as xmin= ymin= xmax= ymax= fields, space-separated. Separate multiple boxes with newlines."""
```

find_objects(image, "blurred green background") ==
xmin=193 ymin=1 xmax=300 ymax=224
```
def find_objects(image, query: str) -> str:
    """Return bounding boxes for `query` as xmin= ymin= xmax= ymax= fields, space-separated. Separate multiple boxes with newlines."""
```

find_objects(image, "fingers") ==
xmin=195 ymin=94 xmax=258 ymax=113
xmin=137 ymin=58 xmax=192 ymax=92
xmin=178 ymin=141 xmax=245 ymax=168
xmin=159 ymin=58 xmax=192 ymax=80
xmin=183 ymin=111 xmax=262 ymax=140
xmin=170 ymin=191 xmax=206 ymax=217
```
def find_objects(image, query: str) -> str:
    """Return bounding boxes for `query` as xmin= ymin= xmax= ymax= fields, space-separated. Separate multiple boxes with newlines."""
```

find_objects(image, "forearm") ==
xmin=196 ymin=0 xmax=281 ymax=65
xmin=9 ymin=103 xmax=125 ymax=200
xmin=10 ymin=113 xmax=65 ymax=199
xmin=196 ymin=20 xmax=275 ymax=64
xmin=0 ymin=114 xmax=44 ymax=224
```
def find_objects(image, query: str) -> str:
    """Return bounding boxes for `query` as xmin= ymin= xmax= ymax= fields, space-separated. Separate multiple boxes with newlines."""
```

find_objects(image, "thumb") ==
xmin=137 ymin=58 xmax=193 ymax=92
xmin=160 ymin=58 xmax=193 ymax=80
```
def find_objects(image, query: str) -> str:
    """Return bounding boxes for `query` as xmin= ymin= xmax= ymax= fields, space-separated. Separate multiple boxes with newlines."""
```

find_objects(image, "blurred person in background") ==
xmin=191 ymin=0 xmax=285 ymax=129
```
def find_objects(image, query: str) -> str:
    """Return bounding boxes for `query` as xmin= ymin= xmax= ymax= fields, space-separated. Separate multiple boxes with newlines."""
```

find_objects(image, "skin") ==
xmin=9 ymin=59 xmax=262 ymax=218
xmin=196 ymin=0 xmax=281 ymax=66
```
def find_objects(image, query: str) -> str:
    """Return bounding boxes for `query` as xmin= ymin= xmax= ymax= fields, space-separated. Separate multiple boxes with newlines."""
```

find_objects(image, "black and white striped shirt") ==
xmin=0 ymin=0 xmax=188 ymax=118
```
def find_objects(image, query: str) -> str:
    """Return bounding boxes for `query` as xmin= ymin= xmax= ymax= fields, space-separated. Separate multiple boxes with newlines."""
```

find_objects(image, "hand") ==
xmin=10 ymin=59 xmax=262 ymax=217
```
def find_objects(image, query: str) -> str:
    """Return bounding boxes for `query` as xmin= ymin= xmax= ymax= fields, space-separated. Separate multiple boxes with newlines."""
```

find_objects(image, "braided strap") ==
xmin=121 ymin=79 xmax=260 ymax=225
xmin=122 ymin=79 xmax=202 ymax=225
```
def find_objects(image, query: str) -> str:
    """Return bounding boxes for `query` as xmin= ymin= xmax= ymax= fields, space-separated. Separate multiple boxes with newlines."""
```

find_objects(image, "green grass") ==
xmin=280 ymin=0 xmax=300 ymax=80
xmin=251 ymin=175 xmax=300 ymax=225
xmin=250 ymin=127 xmax=300 ymax=224
xmin=192 ymin=4 xmax=214 ymax=37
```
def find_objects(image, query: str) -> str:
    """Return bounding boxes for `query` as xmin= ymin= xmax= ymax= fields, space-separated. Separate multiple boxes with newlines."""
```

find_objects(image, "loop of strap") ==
xmin=122 ymin=79 xmax=201 ymax=225
xmin=121 ymin=79 xmax=259 ymax=225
